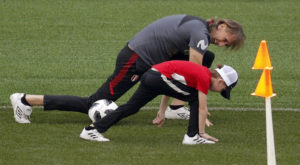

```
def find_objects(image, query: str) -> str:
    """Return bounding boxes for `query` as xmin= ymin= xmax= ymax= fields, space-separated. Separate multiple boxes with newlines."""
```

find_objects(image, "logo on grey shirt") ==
xmin=197 ymin=40 xmax=208 ymax=50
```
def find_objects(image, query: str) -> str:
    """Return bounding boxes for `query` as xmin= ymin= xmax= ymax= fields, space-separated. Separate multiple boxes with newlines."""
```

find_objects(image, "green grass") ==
xmin=1 ymin=0 xmax=299 ymax=107
xmin=0 ymin=0 xmax=300 ymax=164
xmin=0 ymin=109 xmax=299 ymax=165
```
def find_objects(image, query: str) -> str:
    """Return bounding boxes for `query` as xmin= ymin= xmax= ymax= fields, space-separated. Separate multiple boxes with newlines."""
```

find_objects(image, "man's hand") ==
xmin=152 ymin=111 xmax=165 ymax=128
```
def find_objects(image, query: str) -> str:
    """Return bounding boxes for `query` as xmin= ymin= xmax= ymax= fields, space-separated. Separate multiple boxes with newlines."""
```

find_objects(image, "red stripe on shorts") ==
xmin=109 ymin=53 xmax=139 ymax=95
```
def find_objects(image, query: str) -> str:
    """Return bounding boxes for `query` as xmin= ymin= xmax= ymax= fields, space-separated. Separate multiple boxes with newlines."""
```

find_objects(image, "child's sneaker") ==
xmin=182 ymin=134 xmax=215 ymax=145
xmin=80 ymin=127 xmax=110 ymax=142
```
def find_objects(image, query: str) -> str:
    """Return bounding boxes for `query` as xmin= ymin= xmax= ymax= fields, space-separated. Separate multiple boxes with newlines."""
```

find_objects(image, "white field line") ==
xmin=1 ymin=106 xmax=300 ymax=112
xmin=142 ymin=106 xmax=300 ymax=112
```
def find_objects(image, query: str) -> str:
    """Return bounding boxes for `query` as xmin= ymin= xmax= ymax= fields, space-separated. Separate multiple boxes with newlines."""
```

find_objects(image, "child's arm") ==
xmin=198 ymin=91 xmax=219 ymax=142
xmin=198 ymin=91 xmax=208 ymax=134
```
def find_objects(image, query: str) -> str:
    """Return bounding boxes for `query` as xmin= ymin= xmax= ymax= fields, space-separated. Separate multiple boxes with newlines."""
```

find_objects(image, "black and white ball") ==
xmin=88 ymin=99 xmax=118 ymax=122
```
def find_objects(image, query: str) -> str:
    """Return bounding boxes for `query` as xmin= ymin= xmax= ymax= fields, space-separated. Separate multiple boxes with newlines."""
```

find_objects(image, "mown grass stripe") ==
xmin=1 ymin=106 xmax=300 ymax=112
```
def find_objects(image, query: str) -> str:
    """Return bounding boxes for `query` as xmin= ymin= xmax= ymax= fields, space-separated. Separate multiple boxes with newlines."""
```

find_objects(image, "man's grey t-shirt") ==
xmin=128 ymin=14 xmax=211 ymax=66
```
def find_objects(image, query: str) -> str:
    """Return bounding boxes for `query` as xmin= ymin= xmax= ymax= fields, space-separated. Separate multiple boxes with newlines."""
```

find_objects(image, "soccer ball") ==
xmin=88 ymin=99 xmax=118 ymax=122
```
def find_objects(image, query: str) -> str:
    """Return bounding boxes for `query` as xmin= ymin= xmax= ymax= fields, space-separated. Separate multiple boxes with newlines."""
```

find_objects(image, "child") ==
xmin=80 ymin=60 xmax=238 ymax=145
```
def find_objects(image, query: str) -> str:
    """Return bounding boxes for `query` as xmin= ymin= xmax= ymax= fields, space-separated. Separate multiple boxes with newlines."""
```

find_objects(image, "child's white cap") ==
xmin=215 ymin=65 xmax=238 ymax=99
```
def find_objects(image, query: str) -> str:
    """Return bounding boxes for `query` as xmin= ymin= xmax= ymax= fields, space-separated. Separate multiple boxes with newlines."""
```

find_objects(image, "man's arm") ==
xmin=189 ymin=47 xmax=204 ymax=65
xmin=190 ymin=48 xmax=214 ymax=127
xmin=158 ymin=95 xmax=170 ymax=115
xmin=153 ymin=95 xmax=170 ymax=127
xmin=168 ymin=47 xmax=204 ymax=109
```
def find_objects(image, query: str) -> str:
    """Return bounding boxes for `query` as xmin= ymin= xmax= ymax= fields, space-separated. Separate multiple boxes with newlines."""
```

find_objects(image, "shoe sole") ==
xmin=79 ymin=134 xmax=110 ymax=142
xmin=182 ymin=140 xmax=215 ymax=145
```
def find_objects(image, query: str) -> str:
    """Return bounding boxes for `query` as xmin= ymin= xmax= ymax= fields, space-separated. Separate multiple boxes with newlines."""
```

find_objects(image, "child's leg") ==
xmin=186 ymin=99 xmax=199 ymax=137
xmin=94 ymin=82 xmax=158 ymax=133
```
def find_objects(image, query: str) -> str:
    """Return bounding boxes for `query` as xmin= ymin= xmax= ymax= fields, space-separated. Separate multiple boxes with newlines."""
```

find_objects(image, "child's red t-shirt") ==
xmin=152 ymin=60 xmax=211 ymax=95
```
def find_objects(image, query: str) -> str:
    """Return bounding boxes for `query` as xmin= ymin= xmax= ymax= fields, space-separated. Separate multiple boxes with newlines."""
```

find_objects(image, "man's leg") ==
xmin=25 ymin=95 xmax=44 ymax=105
xmin=10 ymin=93 xmax=90 ymax=124
xmin=11 ymin=45 xmax=148 ymax=123
xmin=88 ymin=45 xmax=149 ymax=103
xmin=23 ymin=94 xmax=90 ymax=113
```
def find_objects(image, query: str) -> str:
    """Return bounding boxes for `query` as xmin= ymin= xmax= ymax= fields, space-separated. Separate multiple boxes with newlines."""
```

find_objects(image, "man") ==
xmin=79 ymin=61 xmax=239 ymax=144
xmin=10 ymin=14 xmax=245 ymax=124
xmin=165 ymin=16 xmax=245 ymax=120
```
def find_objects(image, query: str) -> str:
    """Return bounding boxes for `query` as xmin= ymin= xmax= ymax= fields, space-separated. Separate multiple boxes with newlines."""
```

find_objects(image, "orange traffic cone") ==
xmin=251 ymin=69 xmax=276 ymax=98
xmin=252 ymin=40 xmax=273 ymax=70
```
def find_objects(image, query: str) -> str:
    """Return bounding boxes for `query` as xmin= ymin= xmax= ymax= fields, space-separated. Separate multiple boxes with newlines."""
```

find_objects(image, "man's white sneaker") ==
xmin=165 ymin=106 xmax=190 ymax=120
xmin=10 ymin=93 xmax=32 ymax=124
xmin=182 ymin=134 xmax=215 ymax=145
xmin=80 ymin=128 xmax=110 ymax=142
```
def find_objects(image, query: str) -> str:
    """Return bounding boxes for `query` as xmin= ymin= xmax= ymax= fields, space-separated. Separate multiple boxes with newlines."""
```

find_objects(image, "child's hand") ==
xmin=205 ymin=112 xmax=213 ymax=127
xmin=200 ymin=133 xmax=219 ymax=142
xmin=205 ymin=118 xmax=213 ymax=127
